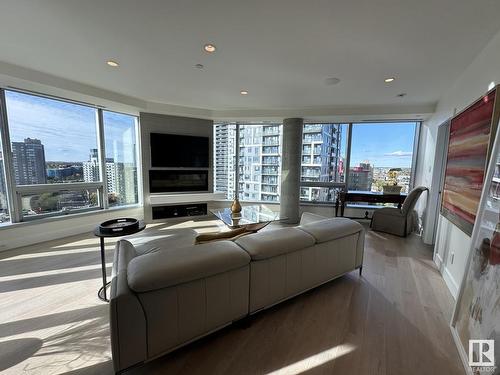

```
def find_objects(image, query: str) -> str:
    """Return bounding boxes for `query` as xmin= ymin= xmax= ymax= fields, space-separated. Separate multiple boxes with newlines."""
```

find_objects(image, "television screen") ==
xmin=150 ymin=133 xmax=209 ymax=168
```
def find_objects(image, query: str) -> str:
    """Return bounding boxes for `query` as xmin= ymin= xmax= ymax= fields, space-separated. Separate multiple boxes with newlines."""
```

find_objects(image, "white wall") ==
xmin=415 ymin=29 xmax=500 ymax=298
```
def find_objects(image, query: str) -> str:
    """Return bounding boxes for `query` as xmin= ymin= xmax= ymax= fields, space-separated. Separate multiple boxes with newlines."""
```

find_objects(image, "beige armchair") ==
xmin=370 ymin=186 xmax=427 ymax=237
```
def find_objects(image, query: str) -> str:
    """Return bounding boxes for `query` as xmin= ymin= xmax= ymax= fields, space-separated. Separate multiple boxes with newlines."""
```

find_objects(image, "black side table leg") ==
xmin=98 ymin=237 xmax=109 ymax=302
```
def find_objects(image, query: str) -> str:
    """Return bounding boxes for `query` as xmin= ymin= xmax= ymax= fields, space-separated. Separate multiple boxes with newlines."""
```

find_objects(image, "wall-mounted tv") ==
xmin=150 ymin=133 xmax=209 ymax=168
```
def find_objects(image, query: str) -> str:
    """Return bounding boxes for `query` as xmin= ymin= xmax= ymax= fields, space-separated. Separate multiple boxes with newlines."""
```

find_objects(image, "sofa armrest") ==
xmin=110 ymin=240 xmax=148 ymax=373
xmin=299 ymin=212 xmax=329 ymax=225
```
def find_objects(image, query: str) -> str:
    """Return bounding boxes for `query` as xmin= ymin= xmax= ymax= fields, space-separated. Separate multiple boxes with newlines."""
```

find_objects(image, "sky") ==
xmin=5 ymin=91 xmax=137 ymax=163
xmin=342 ymin=122 xmax=416 ymax=168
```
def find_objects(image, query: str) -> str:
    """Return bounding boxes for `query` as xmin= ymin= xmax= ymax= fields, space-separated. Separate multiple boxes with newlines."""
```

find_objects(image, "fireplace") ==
xmin=149 ymin=170 xmax=209 ymax=193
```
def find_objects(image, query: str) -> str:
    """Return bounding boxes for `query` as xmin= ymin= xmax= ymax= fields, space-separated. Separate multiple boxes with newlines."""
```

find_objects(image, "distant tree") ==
xmin=30 ymin=193 xmax=59 ymax=212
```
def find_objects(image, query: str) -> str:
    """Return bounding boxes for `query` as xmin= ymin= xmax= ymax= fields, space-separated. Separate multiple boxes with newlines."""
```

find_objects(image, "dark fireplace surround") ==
xmin=149 ymin=169 xmax=209 ymax=193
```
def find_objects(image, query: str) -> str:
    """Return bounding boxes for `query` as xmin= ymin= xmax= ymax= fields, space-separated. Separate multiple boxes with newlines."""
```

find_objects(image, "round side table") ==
xmin=94 ymin=220 xmax=146 ymax=302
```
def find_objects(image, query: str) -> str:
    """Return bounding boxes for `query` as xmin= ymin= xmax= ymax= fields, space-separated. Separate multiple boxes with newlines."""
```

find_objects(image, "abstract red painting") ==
xmin=441 ymin=89 xmax=498 ymax=236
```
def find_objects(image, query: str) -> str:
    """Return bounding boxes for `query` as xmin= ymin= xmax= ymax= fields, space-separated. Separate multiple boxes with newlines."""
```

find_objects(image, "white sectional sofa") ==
xmin=109 ymin=213 xmax=365 ymax=373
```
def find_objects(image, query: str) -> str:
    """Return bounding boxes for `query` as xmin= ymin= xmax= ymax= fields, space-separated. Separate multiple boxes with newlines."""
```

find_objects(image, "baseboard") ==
xmin=443 ymin=266 xmax=459 ymax=299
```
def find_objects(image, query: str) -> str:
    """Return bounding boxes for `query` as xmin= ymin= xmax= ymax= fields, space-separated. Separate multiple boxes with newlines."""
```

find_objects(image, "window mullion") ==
xmin=134 ymin=117 xmax=143 ymax=207
xmin=96 ymin=109 xmax=109 ymax=209
xmin=0 ymin=89 xmax=21 ymax=222
xmin=344 ymin=123 xmax=353 ymax=190
xmin=234 ymin=123 xmax=240 ymax=200
xmin=410 ymin=121 xmax=422 ymax=189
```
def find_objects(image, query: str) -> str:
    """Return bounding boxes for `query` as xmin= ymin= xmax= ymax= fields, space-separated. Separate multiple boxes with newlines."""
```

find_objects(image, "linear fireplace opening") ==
xmin=149 ymin=170 xmax=209 ymax=193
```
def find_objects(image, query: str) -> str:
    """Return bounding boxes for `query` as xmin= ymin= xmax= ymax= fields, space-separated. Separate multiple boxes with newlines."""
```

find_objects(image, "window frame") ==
xmin=0 ymin=87 xmax=141 ymax=224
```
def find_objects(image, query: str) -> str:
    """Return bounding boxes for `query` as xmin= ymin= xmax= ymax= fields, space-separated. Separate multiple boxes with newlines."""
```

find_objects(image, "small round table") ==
xmin=94 ymin=220 xmax=146 ymax=302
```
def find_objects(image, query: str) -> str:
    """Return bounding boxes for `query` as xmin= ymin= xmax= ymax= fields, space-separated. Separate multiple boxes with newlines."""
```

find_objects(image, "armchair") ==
xmin=370 ymin=186 xmax=428 ymax=237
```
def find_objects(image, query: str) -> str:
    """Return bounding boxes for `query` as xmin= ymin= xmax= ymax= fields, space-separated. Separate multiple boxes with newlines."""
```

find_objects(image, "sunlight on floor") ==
xmin=265 ymin=344 xmax=356 ymax=375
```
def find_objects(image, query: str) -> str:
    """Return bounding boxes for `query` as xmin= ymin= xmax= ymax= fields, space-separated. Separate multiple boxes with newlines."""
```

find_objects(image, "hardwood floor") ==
xmin=0 ymin=219 xmax=464 ymax=375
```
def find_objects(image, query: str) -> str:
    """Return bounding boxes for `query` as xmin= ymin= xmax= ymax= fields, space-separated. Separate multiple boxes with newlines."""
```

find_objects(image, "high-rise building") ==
xmin=12 ymin=138 xmax=47 ymax=185
xmin=238 ymin=124 xmax=281 ymax=202
xmin=83 ymin=148 xmax=116 ymax=192
xmin=214 ymin=123 xmax=281 ymax=202
xmin=214 ymin=124 xmax=236 ymax=199
xmin=83 ymin=149 xmax=100 ymax=182
xmin=348 ymin=162 xmax=373 ymax=191
xmin=300 ymin=124 xmax=343 ymax=202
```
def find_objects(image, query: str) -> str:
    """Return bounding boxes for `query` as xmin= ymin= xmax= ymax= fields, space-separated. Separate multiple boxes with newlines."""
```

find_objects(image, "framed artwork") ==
xmin=450 ymin=114 xmax=500 ymax=374
xmin=441 ymin=87 xmax=500 ymax=236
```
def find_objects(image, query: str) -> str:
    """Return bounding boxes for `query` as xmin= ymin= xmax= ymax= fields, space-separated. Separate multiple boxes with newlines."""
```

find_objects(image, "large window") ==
xmin=214 ymin=122 xmax=282 ymax=202
xmin=299 ymin=121 xmax=419 ymax=204
xmin=103 ymin=111 xmax=139 ymax=206
xmin=0 ymin=89 xmax=140 ymax=223
xmin=349 ymin=122 xmax=417 ymax=194
xmin=300 ymin=123 xmax=348 ymax=203
xmin=6 ymin=91 xmax=99 ymax=185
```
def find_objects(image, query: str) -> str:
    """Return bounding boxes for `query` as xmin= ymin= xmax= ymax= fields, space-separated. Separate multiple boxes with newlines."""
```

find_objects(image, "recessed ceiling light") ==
xmin=325 ymin=77 xmax=341 ymax=85
xmin=106 ymin=60 xmax=119 ymax=67
xmin=204 ymin=44 xmax=216 ymax=53
xmin=384 ymin=77 xmax=395 ymax=83
xmin=194 ymin=63 xmax=204 ymax=70
xmin=240 ymin=90 xmax=248 ymax=95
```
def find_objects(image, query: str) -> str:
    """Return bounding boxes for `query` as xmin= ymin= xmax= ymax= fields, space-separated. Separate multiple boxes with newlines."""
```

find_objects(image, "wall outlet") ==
xmin=450 ymin=252 xmax=455 ymax=264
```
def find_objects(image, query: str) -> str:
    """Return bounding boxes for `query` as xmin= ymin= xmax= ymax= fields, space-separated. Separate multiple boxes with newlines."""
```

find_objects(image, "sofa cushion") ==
xmin=299 ymin=212 xmax=328 ymax=225
xmin=127 ymin=241 xmax=250 ymax=293
xmin=298 ymin=218 xmax=363 ymax=244
xmin=126 ymin=228 xmax=197 ymax=256
xmin=235 ymin=227 xmax=315 ymax=260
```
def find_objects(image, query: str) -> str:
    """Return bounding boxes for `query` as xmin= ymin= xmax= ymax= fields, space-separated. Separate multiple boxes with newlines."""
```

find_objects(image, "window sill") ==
xmin=0 ymin=204 xmax=143 ymax=231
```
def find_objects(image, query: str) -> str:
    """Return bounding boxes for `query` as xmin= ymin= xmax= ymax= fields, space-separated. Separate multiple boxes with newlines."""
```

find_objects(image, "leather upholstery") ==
xmin=127 ymin=228 xmax=197 ymax=255
xmin=110 ymin=240 xmax=148 ymax=372
xmin=299 ymin=212 xmax=331 ymax=225
xmin=235 ymin=227 xmax=315 ymax=260
xmin=127 ymin=241 xmax=250 ymax=292
xmin=298 ymin=217 xmax=364 ymax=243
xmin=137 ymin=266 xmax=249 ymax=358
xmin=247 ymin=216 xmax=364 ymax=313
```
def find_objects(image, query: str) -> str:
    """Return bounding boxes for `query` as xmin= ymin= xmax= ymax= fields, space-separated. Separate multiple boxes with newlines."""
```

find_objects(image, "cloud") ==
xmin=384 ymin=150 xmax=413 ymax=157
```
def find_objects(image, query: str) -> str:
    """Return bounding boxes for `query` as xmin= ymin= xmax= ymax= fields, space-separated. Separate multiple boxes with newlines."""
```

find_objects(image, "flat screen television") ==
xmin=150 ymin=133 xmax=209 ymax=168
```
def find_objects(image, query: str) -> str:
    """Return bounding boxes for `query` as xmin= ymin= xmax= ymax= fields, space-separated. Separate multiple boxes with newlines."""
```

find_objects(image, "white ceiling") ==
xmin=0 ymin=0 xmax=500 ymax=114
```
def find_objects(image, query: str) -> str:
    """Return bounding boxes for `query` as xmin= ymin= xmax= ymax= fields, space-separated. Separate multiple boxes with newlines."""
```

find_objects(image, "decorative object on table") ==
xmin=370 ymin=186 xmax=427 ymax=237
xmin=94 ymin=218 xmax=146 ymax=302
xmin=382 ymin=168 xmax=403 ymax=194
xmin=451 ymin=114 xmax=500 ymax=373
xmin=99 ymin=218 xmax=140 ymax=234
xmin=230 ymin=198 xmax=242 ymax=214
xmin=441 ymin=86 xmax=500 ymax=236
xmin=211 ymin=204 xmax=285 ymax=230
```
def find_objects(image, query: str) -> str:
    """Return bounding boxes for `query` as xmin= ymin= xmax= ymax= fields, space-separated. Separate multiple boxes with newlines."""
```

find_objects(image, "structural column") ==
xmin=280 ymin=118 xmax=303 ymax=223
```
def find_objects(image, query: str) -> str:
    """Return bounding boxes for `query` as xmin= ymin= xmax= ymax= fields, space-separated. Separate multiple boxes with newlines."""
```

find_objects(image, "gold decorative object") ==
xmin=230 ymin=198 xmax=242 ymax=214
xmin=383 ymin=168 xmax=403 ymax=194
